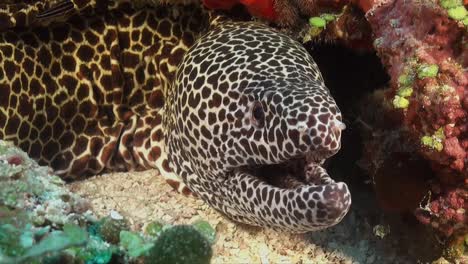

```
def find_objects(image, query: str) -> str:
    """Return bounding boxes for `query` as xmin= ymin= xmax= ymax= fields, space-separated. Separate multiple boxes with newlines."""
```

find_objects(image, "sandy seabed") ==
xmin=69 ymin=170 xmax=439 ymax=264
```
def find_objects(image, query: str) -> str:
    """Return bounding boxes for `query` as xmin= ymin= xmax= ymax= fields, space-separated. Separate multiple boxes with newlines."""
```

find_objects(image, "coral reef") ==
xmin=0 ymin=140 xmax=97 ymax=263
xmin=359 ymin=0 xmax=467 ymax=240
xmin=0 ymin=140 xmax=216 ymax=263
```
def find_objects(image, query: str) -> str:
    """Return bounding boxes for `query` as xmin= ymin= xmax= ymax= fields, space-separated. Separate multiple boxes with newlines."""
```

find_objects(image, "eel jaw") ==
xmin=220 ymin=155 xmax=351 ymax=233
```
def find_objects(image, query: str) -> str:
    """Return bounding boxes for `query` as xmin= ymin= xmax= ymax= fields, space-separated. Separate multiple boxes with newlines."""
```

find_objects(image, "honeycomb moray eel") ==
xmin=0 ymin=0 xmax=351 ymax=232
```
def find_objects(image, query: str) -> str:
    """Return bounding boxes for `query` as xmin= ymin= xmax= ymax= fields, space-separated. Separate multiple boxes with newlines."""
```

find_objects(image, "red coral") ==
xmin=202 ymin=0 xmax=277 ymax=20
xmin=203 ymin=0 xmax=351 ymax=26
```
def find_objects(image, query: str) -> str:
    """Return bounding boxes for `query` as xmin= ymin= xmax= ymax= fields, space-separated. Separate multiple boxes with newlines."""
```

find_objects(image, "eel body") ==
xmin=0 ymin=0 xmax=351 ymax=232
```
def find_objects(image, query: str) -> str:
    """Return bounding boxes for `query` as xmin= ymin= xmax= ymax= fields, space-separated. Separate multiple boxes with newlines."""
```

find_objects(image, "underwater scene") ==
xmin=0 ymin=0 xmax=466 ymax=263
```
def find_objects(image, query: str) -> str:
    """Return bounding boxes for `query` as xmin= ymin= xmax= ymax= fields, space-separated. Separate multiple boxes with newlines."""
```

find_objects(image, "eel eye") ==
xmin=252 ymin=101 xmax=265 ymax=128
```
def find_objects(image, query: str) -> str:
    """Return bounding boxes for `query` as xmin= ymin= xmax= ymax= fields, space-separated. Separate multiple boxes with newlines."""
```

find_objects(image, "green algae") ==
xmin=146 ymin=225 xmax=213 ymax=264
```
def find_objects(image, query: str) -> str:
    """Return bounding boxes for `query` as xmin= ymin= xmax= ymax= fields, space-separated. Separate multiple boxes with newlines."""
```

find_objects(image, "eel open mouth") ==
xmin=252 ymin=152 xmax=333 ymax=189
xmin=215 ymin=119 xmax=350 ymax=231
xmin=255 ymin=158 xmax=310 ymax=188
xmin=226 ymin=153 xmax=351 ymax=232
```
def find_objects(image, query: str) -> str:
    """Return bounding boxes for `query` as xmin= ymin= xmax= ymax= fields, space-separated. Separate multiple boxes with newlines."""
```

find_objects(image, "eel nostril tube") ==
xmin=331 ymin=120 xmax=346 ymax=135
xmin=336 ymin=120 xmax=346 ymax=131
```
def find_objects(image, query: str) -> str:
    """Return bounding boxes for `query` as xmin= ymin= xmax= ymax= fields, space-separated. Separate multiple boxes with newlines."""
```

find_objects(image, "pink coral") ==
xmin=416 ymin=188 xmax=467 ymax=237
xmin=363 ymin=0 xmax=467 ymax=162
xmin=358 ymin=0 xmax=467 ymax=237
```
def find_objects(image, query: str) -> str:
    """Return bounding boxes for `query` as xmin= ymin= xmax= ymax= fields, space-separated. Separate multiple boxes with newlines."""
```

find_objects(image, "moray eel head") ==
xmin=165 ymin=21 xmax=351 ymax=232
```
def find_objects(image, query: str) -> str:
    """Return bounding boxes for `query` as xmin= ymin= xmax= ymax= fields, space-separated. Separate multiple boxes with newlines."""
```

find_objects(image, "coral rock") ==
xmin=359 ymin=0 xmax=467 ymax=239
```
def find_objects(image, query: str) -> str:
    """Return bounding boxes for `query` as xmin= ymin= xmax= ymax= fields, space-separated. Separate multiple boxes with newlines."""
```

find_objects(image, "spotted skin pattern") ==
xmin=0 ymin=1 xmax=210 ymax=194
xmin=165 ymin=22 xmax=351 ymax=231
xmin=0 ymin=1 xmax=351 ymax=232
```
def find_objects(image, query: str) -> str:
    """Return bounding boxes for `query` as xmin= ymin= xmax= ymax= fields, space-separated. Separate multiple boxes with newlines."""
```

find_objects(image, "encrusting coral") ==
xmin=0 ymin=140 xmax=216 ymax=263
xmin=361 ymin=0 xmax=467 ymax=241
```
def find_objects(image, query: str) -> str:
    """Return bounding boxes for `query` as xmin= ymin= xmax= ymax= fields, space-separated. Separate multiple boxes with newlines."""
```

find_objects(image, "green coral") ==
xmin=440 ymin=0 xmax=463 ymax=8
xmin=439 ymin=0 xmax=467 ymax=23
xmin=447 ymin=6 xmax=467 ymax=20
xmin=304 ymin=12 xmax=341 ymax=41
xmin=393 ymin=95 xmax=410 ymax=109
xmin=417 ymin=64 xmax=439 ymax=78
xmin=397 ymin=87 xmax=414 ymax=97
xmin=421 ymin=128 xmax=445 ymax=152
xmin=309 ymin=17 xmax=327 ymax=28
xmin=308 ymin=13 xmax=340 ymax=28
xmin=398 ymin=73 xmax=414 ymax=86
xmin=146 ymin=225 xmax=213 ymax=264
xmin=393 ymin=68 xmax=416 ymax=109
